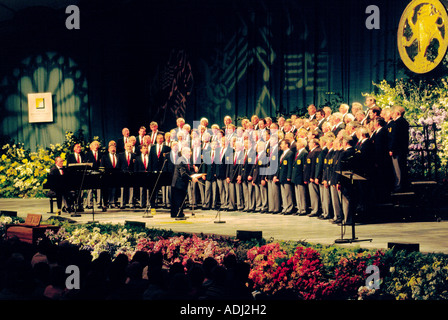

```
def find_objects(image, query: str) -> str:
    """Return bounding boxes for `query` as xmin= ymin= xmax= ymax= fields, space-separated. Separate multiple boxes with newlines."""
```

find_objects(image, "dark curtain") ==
xmin=0 ymin=0 xmax=409 ymax=150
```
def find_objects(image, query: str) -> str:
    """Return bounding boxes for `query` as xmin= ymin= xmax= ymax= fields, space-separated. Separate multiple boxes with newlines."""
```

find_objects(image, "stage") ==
xmin=1 ymin=198 xmax=448 ymax=254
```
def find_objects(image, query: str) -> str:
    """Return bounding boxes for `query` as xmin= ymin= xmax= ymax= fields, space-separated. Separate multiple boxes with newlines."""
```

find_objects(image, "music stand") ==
xmin=67 ymin=163 xmax=93 ymax=217
xmin=334 ymin=170 xmax=372 ymax=244
xmin=87 ymin=170 xmax=102 ymax=223
xmin=143 ymin=159 xmax=168 ymax=218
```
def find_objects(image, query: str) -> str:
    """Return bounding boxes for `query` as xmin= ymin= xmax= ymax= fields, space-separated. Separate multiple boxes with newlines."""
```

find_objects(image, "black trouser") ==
xmin=171 ymin=187 xmax=187 ymax=218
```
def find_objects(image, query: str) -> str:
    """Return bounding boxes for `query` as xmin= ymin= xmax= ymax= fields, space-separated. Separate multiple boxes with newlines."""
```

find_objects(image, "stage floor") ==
xmin=1 ymin=198 xmax=448 ymax=254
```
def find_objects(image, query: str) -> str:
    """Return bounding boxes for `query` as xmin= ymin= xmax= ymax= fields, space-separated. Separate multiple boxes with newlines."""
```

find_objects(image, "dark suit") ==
xmin=226 ymin=150 xmax=244 ymax=210
xmin=66 ymin=152 xmax=84 ymax=165
xmin=278 ymin=149 xmax=294 ymax=214
xmin=250 ymin=153 xmax=269 ymax=212
xmin=388 ymin=116 xmax=409 ymax=191
xmin=216 ymin=146 xmax=231 ymax=209
xmin=171 ymin=157 xmax=194 ymax=217
xmin=304 ymin=147 xmax=322 ymax=216
xmin=372 ymin=126 xmax=393 ymax=200
xmin=339 ymin=147 xmax=356 ymax=224
xmin=100 ymin=152 xmax=120 ymax=208
xmin=266 ymin=145 xmax=281 ymax=213
xmin=118 ymin=151 xmax=137 ymax=208
xmin=48 ymin=165 xmax=71 ymax=211
xmin=241 ymin=148 xmax=257 ymax=211
xmin=149 ymin=143 xmax=171 ymax=207
xmin=85 ymin=150 xmax=102 ymax=207
xmin=315 ymin=147 xmax=329 ymax=218
xmin=203 ymin=149 xmax=219 ymax=209
xmin=135 ymin=153 xmax=151 ymax=208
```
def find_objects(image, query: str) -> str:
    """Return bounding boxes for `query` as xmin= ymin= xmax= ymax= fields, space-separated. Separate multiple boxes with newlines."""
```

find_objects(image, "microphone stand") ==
xmin=144 ymin=158 xmax=168 ymax=218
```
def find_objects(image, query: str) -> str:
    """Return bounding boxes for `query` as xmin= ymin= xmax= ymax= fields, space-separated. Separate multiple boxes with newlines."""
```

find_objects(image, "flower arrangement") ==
xmin=0 ymin=130 xmax=104 ymax=198
xmin=365 ymin=78 xmax=448 ymax=176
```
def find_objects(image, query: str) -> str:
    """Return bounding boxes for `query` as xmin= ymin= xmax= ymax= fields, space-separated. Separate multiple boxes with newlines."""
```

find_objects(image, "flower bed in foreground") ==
xmin=2 ymin=217 xmax=448 ymax=300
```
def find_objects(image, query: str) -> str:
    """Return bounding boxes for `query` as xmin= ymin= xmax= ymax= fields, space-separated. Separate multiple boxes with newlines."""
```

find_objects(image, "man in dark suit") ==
xmin=118 ymin=142 xmax=137 ymax=209
xmin=321 ymin=135 xmax=336 ymax=220
xmin=241 ymin=139 xmax=256 ymax=212
xmin=291 ymin=138 xmax=308 ymax=215
xmin=250 ymin=141 xmax=268 ymax=213
xmin=329 ymin=138 xmax=344 ymax=223
xmin=85 ymin=141 xmax=102 ymax=209
xmin=277 ymin=139 xmax=294 ymax=215
xmin=371 ymin=116 xmax=393 ymax=201
xmin=266 ymin=138 xmax=281 ymax=214
xmin=135 ymin=126 xmax=147 ymax=149
xmin=388 ymin=105 xmax=409 ymax=192
xmin=134 ymin=144 xmax=151 ymax=209
xmin=202 ymin=140 xmax=219 ymax=210
xmin=65 ymin=143 xmax=85 ymax=212
xmin=47 ymin=156 xmax=71 ymax=215
xmin=353 ymin=126 xmax=374 ymax=215
xmin=304 ymin=138 xmax=322 ymax=217
xmin=338 ymin=134 xmax=356 ymax=225
xmin=226 ymin=141 xmax=244 ymax=211
xmin=216 ymin=137 xmax=231 ymax=210
xmin=315 ymin=135 xmax=330 ymax=219
xmin=149 ymin=133 xmax=171 ymax=208
xmin=66 ymin=143 xmax=84 ymax=165
xmin=171 ymin=147 xmax=199 ymax=218
xmin=117 ymin=128 xmax=131 ymax=154
xmin=100 ymin=143 xmax=121 ymax=211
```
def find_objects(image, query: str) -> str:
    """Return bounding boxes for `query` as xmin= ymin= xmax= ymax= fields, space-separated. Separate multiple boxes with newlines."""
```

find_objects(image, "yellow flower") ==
xmin=1 ymin=154 xmax=6 ymax=161
xmin=22 ymin=159 xmax=28 ymax=164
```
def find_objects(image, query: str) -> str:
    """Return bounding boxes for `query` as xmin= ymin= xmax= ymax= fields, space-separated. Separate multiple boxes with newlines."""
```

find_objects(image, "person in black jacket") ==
xmin=100 ymin=142 xmax=121 ymax=211
xmin=216 ymin=137 xmax=231 ymax=211
xmin=47 ymin=156 xmax=72 ymax=214
xmin=149 ymin=133 xmax=171 ymax=208
xmin=203 ymin=140 xmax=219 ymax=210
xmin=388 ymin=105 xmax=409 ymax=192
xmin=118 ymin=142 xmax=137 ymax=209
xmin=304 ymin=138 xmax=322 ymax=217
xmin=291 ymin=138 xmax=308 ymax=215
xmin=85 ymin=141 xmax=102 ymax=209
xmin=171 ymin=147 xmax=199 ymax=218
xmin=65 ymin=143 xmax=85 ymax=212
xmin=371 ymin=117 xmax=393 ymax=201
xmin=134 ymin=144 xmax=151 ymax=209
xmin=277 ymin=139 xmax=294 ymax=215
xmin=339 ymin=134 xmax=356 ymax=225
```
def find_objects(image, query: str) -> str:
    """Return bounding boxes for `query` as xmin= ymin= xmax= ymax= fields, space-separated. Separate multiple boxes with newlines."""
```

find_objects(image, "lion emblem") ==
xmin=398 ymin=0 xmax=448 ymax=73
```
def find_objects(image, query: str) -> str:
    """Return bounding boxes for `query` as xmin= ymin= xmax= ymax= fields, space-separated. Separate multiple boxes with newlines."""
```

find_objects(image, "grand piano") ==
xmin=44 ymin=163 xmax=173 ymax=212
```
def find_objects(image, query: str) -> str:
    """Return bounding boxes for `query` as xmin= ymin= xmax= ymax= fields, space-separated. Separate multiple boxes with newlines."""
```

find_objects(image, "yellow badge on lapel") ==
xmin=307 ymin=159 xmax=311 ymax=164
xmin=283 ymin=160 xmax=287 ymax=165
xmin=258 ymin=161 xmax=262 ymax=165
xmin=272 ymin=156 xmax=276 ymax=160
xmin=316 ymin=158 xmax=319 ymax=163
xmin=297 ymin=160 xmax=301 ymax=165
xmin=324 ymin=159 xmax=327 ymax=164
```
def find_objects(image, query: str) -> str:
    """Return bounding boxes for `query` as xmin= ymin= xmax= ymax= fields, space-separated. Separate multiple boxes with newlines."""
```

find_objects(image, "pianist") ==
xmin=48 ymin=156 xmax=72 ymax=215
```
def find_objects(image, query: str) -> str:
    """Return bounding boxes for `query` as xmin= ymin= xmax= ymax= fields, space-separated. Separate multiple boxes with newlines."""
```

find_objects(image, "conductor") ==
xmin=170 ymin=147 xmax=199 ymax=218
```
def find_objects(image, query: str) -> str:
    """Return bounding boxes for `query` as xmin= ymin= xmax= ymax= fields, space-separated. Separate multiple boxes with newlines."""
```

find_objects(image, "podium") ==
xmin=6 ymin=214 xmax=60 ymax=244
xmin=334 ymin=171 xmax=372 ymax=244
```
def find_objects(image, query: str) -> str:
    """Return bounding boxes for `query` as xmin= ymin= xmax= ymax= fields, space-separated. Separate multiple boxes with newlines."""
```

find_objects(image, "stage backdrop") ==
xmin=0 ymin=0 xmax=409 ymax=151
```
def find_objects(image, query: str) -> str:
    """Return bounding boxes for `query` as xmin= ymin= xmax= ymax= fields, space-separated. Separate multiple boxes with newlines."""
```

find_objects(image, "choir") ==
xmin=59 ymin=98 xmax=409 ymax=224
